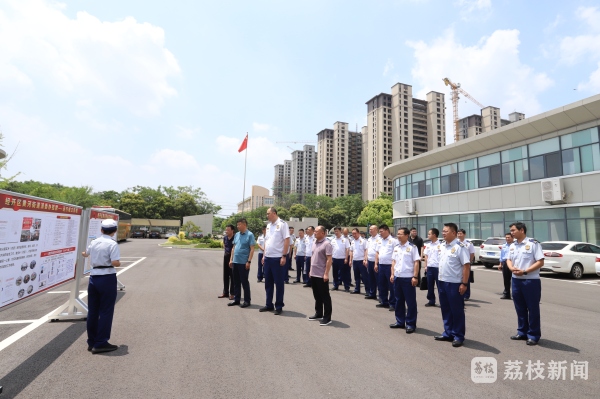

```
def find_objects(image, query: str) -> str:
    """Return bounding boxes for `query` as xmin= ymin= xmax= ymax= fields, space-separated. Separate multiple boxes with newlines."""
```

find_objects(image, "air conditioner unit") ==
xmin=541 ymin=178 xmax=564 ymax=203
xmin=405 ymin=199 xmax=416 ymax=215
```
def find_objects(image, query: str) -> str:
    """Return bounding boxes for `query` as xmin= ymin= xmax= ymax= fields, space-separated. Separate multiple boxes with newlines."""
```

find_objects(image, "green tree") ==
xmin=0 ymin=132 xmax=19 ymax=188
xmin=119 ymin=192 xmax=147 ymax=217
xmin=304 ymin=194 xmax=335 ymax=210
xmin=357 ymin=197 xmax=393 ymax=228
xmin=276 ymin=193 xmax=300 ymax=209
xmin=182 ymin=221 xmax=202 ymax=235
xmin=334 ymin=194 xmax=365 ymax=225
xmin=289 ymin=203 xmax=310 ymax=219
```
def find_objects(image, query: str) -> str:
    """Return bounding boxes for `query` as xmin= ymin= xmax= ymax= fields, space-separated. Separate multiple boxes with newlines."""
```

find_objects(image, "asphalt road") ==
xmin=1 ymin=239 xmax=598 ymax=398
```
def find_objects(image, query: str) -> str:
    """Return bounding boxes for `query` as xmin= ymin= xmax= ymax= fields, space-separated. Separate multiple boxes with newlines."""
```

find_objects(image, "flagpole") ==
xmin=241 ymin=132 xmax=248 ymax=217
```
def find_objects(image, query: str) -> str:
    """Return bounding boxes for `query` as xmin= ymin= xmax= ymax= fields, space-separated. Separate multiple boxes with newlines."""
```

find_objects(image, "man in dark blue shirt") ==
xmin=219 ymin=225 xmax=235 ymax=300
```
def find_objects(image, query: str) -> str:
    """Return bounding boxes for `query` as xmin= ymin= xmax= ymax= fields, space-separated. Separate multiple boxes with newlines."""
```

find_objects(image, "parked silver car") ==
xmin=479 ymin=237 xmax=505 ymax=268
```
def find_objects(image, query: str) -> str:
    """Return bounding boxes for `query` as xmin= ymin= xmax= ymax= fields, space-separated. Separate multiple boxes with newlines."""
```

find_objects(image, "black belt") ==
xmin=93 ymin=266 xmax=113 ymax=269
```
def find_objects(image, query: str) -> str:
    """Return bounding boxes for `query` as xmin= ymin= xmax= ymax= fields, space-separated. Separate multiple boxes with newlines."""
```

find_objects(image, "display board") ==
xmin=83 ymin=209 xmax=119 ymax=274
xmin=0 ymin=191 xmax=82 ymax=311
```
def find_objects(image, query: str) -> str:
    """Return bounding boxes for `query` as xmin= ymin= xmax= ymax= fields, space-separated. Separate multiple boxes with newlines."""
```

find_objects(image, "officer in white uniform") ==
xmin=423 ymin=228 xmax=441 ymax=307
xmin=260 ymin=207 xmax=290 ymax=315
xmin=374 ymin=224 xmax=399 ymax=309
xmin=458 ymin=229 xmax=475 ymax=300
xmin=284 ymin=227 xmax=296 ymax=283
xmin=81 ymin=219 xmax=120 ymax=354
xmin=292 ymin=228 xmax=306 ymax=283
xmin=506 ymin=222 xmax=544 ymax=345
xmin=365 ymin=225 xmax=380 ymax=300
xmin=389 ymin=227 xmax=421 ymax=332
xmin=434 ymin=223 xmax=471 ymax=347
xmin=256 ymin=226 xmax=266 ymax=283
xmin=349 ymin=228 xmax=368 ymax=295
xmin=303 ymin=226 xmax=315 ymax=287
xmin=330 ymin=227 xmax=350 ymax=291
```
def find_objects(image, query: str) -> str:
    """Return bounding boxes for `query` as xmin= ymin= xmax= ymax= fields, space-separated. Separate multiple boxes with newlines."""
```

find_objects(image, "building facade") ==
xmin=384 ymin=94 xmax=600 ymax=246
xmin=237 ymin=185 xmax=275 ymax=213
xmin=290 ymin=144 xmax=317 ymax=202
xmin=273 ymin=161 xmax=292 ymax=199
xmin=458 ymin=108 xmax=525 ymax=140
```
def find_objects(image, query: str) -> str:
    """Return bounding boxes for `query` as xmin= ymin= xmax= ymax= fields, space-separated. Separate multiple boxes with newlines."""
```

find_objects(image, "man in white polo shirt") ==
xmin=260 ymin=207 xmax=290 ymax=315
xmin=349 ymin=228 xmax=369 ymax=295
xmin=303 ymin=226 xmax=315 ymax=288
xmin=375 ymin=224 xmax=399 ymax=310
xmin=330 ymin=227 xmax=350 ymax=292
xmin=365 ymin=225 xmax=379 ymax=300
xmin=423 ymin=228 xmax=441 ymax=307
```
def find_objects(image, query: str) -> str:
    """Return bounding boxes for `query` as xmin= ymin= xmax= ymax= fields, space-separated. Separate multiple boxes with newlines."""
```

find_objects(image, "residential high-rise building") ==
xmin=273 ymin=160 xmax=292 ymax=199
xmin=363 ymin=84 xmax=446 ymax=201
xmin=290 ymin=144 xmax=317 ymax=202
xmin=458 ymin=108 xmax=525 ymax=140
xmin=316 ymin=122 xmax=362 ymax=198
xmin=237 ymin=185 xmax=275 ymax=213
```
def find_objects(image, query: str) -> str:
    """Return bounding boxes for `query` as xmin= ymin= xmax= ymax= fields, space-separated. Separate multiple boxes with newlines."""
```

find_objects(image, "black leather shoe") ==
xmin=308 ymin=314 xmax=323 ymax=320
xmin=388 ymin=307 xmax=395 ymax=311
xmin=284 ymin=281 xmax=289 ymax=284
xmin=350 ymin=291 xmax=361 ymax=294
xmin=375 ymin=303 xmax=389 ymax=308
xmin=303 ymin=284 xmax=311 ymax=288
xmin=389 ymin=323 xmax=405 ymax=329
xmin=406 ymin=328 xmax=415 ymax=334
xmin=510 ymin=335 xmax=527 ymax=340
xmin=240 ymin=302 xmax=250 ymax=308
xmin=88 ymin=346 xmax=92 ymax=352
xmin=92 ymin=343 xmax=118 ymax=354
xmin=452 ymin=340 xmax=464 ymax=347
xmin=292 ymin=280 xmax=300 ymax=283
xmin=526 ymin=339 xmax=538 ymax=346
xmin=501 ymin=295 xmax=511 ymax=300
xmin=434 ymin=335 xmax=453 ymax=342
xmin=259 ymin=306 xmax=274 ymax=312
xmin=364 ymin=295 xmax=376 ymax=299
xmin=350 ymin=283 xmax=355 ymax=287
xmin=344 ymin=289 xmax=350 ymax=292
xmin=274 ymin=309 xmax=282 ymax=315
xmin=330 ymin=287 xmax=339 ymax=291
xmin=424 ymin=303 xmax=436 ymax=307
xmin=228 ymin=301 xmax=240 ymax=306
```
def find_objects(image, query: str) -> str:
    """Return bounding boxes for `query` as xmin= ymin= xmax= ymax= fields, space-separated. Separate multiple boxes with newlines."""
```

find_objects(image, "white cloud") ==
xmin=252 ymin=122 xmax=272 ymax=132
xmin=455 ymin=0 xmax=492 ymax=20
xmin=0 ymin=0 xmax=181 ymax=117
xmin=175 ymin=125 xmax=198 ymax=139
xmin=559 ymin=7 xmax=600 ymax=92
xmin=407 ymin=29 xmax=553 ymax=140
xmin=383 ymin=59 xmax=394 ymax=76
xmin=215 ymin=135 xmax=289 ymax=169
xmin=544 ymin=14 xmax=563 ymax=34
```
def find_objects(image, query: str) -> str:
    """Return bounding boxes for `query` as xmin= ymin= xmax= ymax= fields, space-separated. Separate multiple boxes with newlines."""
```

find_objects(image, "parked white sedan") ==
xmin=541 ymin=241 xmax=600 ymax=279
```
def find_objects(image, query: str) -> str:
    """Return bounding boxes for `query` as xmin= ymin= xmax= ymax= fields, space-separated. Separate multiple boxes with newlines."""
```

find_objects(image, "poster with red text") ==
xmin=0 ymin=191 xmax=82 ymax=311
xmin=83 ymin=209 xmax=119 ymax=274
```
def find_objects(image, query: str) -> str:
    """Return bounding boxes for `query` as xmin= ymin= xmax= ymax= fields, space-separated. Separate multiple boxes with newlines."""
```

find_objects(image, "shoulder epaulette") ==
xmin=459 ymin=242 xmax=465 ymax=247
xmin=529 ymin=238 xmax=540 ymax=243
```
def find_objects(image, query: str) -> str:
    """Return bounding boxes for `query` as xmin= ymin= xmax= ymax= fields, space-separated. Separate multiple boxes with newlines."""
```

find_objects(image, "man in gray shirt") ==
xmin=308 ymin=226 xmax=333 ymax=326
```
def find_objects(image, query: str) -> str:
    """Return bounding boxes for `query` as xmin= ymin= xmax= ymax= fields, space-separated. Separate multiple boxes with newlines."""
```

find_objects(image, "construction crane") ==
xmin=443 ymin=77 xmax=485 ymax=143
xmin=275 ymin=141 xmax=316 ymax=144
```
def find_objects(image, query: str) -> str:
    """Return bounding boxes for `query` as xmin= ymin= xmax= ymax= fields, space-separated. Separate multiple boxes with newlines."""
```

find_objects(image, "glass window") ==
xmin=502 ymin=162 xmax=515 ymax=184
xmin=458 ymin=158 xmax=477 ymax=172
xmin=478 ymin=153 xmax=501 ymax=168
xmin=490 ymin=164 xmax=502 ymax=186
xmin=504 ymin=210 xmax=531 ymax=222
xmin=406 ymin=175 xmax=412 ymax=184
xmin=515 ymin=159 xmax=529 ymax=182
xmin=412 ymin=171 xmax=425 ymax=182
xmin=460 ymin=214 xmax=480 ymax=223
xmin=394 ymin=178 xmax=400 ymax=187
xmin=529 ymin=156 xmax=545 ymax=180
xmin=481 ymin=212 xmax=504 ymax=222
xmin=425 ymin=180 xmax=432 ymax=196
xmin=561 ymin=127 xmax=599 ymax=149
xmin=400 ymin=176 xmax=406 ymax=185
xmin=501 ymin=146 xmax=527 ymax=162
xmin=449 ymin=174 xmax=459 ymax=193
xmin=426 ymin=168 xmax=440 ymax=179
xmin=567 ymin=219 xmax=586 ymax=242
xmin=587 ymin=219 xmax=600 ymax=246
xmin=480 ymin=223 xmax=492 ymax=240
xmin=580 ymin=143 xmax=600 ymax=172
xmin=411 ymin=182 xmax=419 ymax=198
xmin=546 ymin=152 xmax=562 ymax=178
xmin=468 ymin=170 xmax=478 ymax=189
xmin=529 ymin=137 xmax=559 ymax=157
xmin=432 ymin=178 xmax=440 ymax=195
xmin=533 ymin=208 xmax=565 ymax=220
xmin=566 ymin=206 xmax=600 ymax=219
xmin=562 ymin=148 xmax=581 ymax=175
xmin=458 ymin=172 xmax=468 ymax=191
xmin=441 ymin=163 xmax=458 ymax=176
xmin=441 ymin=176 xmax=450 ymax=193
xmin=478 ymin=168 xmax=490 ymax=188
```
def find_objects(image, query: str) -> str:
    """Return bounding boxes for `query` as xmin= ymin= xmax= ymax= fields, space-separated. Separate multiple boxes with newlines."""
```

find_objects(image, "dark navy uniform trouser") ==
xmin=426 ymin=267 xmax=439 ymax=304
xmin=353 ymin=260 xmax=368 ymax=293
xmin=367 ymin=260 xmax=377 ymax=297
xmin=264 ymin=257 xmax=285 ymax=310
xmin=393 ymin=277 xmax=417 ymax=328
xmin=295 ymin=255 xmax=305 ymax=282
xmin=332 ymin=258 xmax=347 ymax=289
xmin=87 ymin=273 xmax=117 ymax=348
xmin=438 ymin=280 xmax=465 ymax=342
xmin=257 ymin=253 xmax=264 ymax=281
xmin=232 ymin=263 xmax=251 ymax=303
xmin=512 ymin=278 xmax=541 ymax=341
xmin=377 ymin=264 xmax=395 ymax=307
xmin=304 ymin=256 xmax=312 ymax=285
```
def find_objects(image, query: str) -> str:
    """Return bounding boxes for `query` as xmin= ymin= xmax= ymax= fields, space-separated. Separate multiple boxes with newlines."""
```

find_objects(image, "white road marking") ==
xmin=0 ymin=257 xmax=146 ymax=353
xmin=0 ymin=320 xmax=38 ymax=325
xmin=47 ymin=291 xmax=86 ymax=294
xmin=472 ymin=266 xmax=600 ymax=286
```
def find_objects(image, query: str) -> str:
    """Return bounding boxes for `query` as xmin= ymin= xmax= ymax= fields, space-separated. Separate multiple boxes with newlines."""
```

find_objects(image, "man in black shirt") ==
xmin=409 ymin=228 xmax=424 ymax=278
xmin=219 ymin=225 xmax=235 ymax=300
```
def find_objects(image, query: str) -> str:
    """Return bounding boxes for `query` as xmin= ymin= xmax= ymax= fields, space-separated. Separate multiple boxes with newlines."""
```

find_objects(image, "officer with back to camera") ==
xmin=506 ymin=222 xmax=544 ymax=346
xmin=81 ymin=219 xmax=121 ymax=354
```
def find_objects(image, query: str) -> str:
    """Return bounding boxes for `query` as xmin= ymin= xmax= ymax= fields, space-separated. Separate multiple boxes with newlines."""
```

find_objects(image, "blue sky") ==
xmin=1 ymin=0 xmax=599 ymax=215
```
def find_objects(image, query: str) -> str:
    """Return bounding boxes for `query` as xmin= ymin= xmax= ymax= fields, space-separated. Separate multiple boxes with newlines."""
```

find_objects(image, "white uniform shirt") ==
xmin=294 ymin=236 xmax=306 ymax=256
xmin=424 ymin=240 xmax=441 ymax=267
xmin=257 ymin=234 xmax=265 ymax=254
xmin=392 ymin=241 xmax=420 ymax=277
xmin=461 ymin=239 xmax=476 ymax=258
xmin=438 ymin=239 xmax=471 ymax=283
xmin=331 ymin=236 xmax=350 ymax=259
xmin=304 ymin=234 xmax=315 ymax=257
xmin=264 ymin=218 xmax=290 ymax=258
xmin=350 ymin=237 xmax=367 ymax=261
xmin=508 ymin=237 xmax=544 ymax=280
xmin=85 ymin=234 xmax=120 ymax=276
xmin=288 ymin=233 xmax=296 ymax=254
xmin=376 ymin=235 xmax=399 ymax=265
xmin=367 ymin=235 xmax=380 ymax=262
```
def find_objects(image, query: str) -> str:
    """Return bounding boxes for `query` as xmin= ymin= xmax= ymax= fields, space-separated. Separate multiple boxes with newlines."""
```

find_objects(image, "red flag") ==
xmin=238 ymin=134 xmax=248 ymax=153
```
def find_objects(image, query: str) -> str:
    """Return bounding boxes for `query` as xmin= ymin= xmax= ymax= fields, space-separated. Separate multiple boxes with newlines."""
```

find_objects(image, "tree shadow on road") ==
xmin=539 ymin=339 xmax=580 ymax=353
